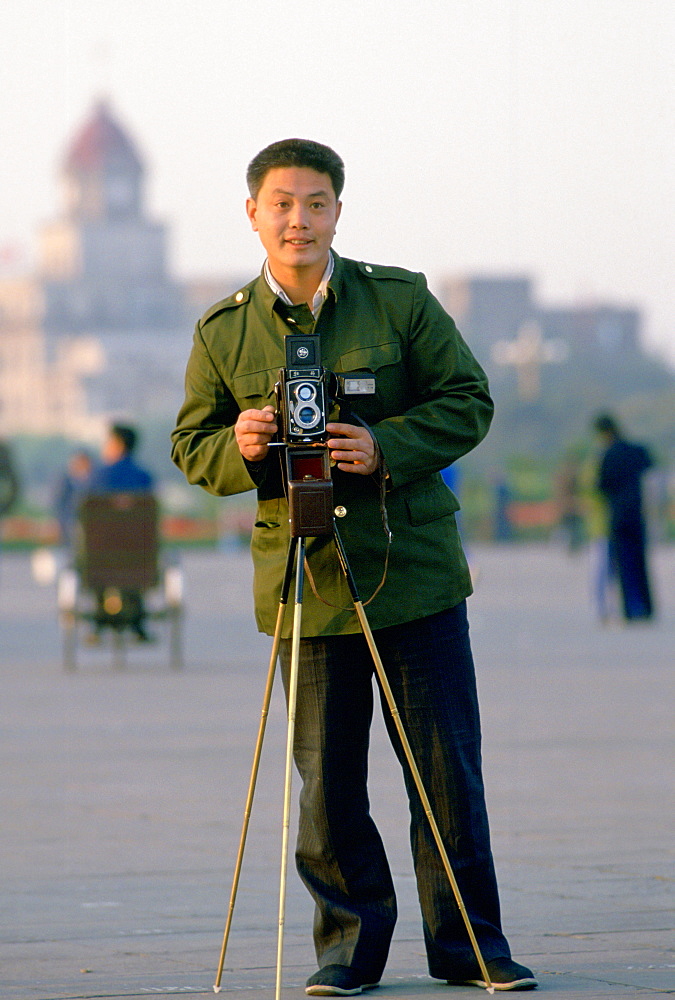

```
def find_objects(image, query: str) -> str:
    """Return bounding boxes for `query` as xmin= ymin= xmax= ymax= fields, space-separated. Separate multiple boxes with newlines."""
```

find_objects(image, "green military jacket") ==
xmin=171 ymin=252 xmax=493 ymax=637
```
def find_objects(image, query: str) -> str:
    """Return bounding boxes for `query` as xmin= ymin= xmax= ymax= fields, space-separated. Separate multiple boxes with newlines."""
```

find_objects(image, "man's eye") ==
xmin=311 ymin=202 xmax=326 ymax=210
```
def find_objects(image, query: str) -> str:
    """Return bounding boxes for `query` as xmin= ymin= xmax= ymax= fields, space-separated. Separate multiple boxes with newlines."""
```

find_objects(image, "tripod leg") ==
xmin=213 ymin=536 xmax=298 ymax=993
xmin=332 ymin=527 xmax=494 ymax=995
xmin=275 ymin=535 xmax=306 ymax=1000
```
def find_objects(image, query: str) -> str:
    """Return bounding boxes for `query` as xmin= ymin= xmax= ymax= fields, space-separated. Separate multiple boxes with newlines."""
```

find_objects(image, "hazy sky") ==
xmin=2 ymin=0 xmax=674 ymax=361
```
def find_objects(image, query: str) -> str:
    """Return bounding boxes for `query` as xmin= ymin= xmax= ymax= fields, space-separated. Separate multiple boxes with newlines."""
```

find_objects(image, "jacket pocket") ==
xmin=233 ymin=368 xmax=278 ymax=402
xmin=404 ymin=482 xmax=460 ymax=526
xmin=336 ymin=341 xmax=401 ymax=373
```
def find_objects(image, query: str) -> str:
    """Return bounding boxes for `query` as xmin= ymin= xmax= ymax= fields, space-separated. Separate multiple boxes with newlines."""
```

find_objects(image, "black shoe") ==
xmin=447 ymin=957 xmax=537 ymax=991
xmin=305 ymin=964 xmax=380 ymax=996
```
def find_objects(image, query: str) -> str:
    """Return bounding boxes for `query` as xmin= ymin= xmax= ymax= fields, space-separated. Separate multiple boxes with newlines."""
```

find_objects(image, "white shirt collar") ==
xmin=264 ymin=252 xmax=334 ymax=318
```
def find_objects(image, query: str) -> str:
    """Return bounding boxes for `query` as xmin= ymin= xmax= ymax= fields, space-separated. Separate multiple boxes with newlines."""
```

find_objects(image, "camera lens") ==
xmin=293 ymin=398 xmax=321 ymax=430
xmin=298 ymin=406 xmax=316 ymax=425
xmin=297 ymin=383 xmax=316 ymax=401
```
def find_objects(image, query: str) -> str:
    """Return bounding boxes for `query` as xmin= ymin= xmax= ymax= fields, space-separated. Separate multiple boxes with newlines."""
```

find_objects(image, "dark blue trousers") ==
xmin=610 ymin=524 xmax=653 ymax=619
xmin=279 ymin=602 xmax=510 ymax=981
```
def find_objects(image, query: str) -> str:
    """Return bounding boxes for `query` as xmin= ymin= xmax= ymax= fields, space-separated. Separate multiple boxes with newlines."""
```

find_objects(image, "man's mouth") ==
xmin=286 ymin=238 xmax=313 ymax=246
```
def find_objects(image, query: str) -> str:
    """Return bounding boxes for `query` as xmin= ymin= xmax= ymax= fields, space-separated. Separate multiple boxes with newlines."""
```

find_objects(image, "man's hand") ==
xmin=326 ymin=422 xmax=379 ymax=475
xmin=235 ymin=405 xmax=278 ymax=462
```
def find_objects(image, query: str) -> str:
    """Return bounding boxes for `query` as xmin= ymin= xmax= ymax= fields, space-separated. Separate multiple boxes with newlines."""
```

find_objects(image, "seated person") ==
xmin=88 ymin=424 xmax=155 ymax=641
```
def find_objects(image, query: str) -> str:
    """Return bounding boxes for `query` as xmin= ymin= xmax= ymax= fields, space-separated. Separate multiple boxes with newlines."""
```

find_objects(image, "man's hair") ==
xmin=111 ymin=423 xmax=138 ymax=454
xmin=593 ymin=413 xmax=621 ymax=438
xmin=246 ymin=139 xmax=345 ymax=200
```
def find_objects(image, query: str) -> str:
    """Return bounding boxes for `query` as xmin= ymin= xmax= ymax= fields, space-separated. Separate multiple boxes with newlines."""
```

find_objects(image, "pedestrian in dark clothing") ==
xmin=594 ymin=414 xmax=655 ymax=621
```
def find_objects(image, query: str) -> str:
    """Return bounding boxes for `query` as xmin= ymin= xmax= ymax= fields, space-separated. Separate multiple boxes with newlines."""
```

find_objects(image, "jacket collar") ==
xmin=255 ymin=250 xmax=345 ymax=317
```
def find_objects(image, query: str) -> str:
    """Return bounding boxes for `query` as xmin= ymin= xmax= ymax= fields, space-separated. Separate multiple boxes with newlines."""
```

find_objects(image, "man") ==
xmin=88 ymin=424 xmax=155 ymax=640
xmin=90 ymin=424 xmax=153 ymax=494
xmin=594 ymin=413 xmax=654 ymax=621
xmin=172 ymin=140 xmax=537 ymax=994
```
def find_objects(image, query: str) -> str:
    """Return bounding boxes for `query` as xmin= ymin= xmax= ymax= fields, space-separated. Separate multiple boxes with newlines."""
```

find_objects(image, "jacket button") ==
xmin=334 ymin=506 xmax=347 ymax=518
xmin=235 ymin=292 xmax=244 ymax=302
xmin=365 ymin=265 xmax=373 ymax=273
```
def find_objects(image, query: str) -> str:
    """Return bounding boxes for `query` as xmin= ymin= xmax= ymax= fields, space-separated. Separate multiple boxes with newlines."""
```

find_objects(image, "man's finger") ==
xmin=326 ymin=422 xmax=362 ymax=438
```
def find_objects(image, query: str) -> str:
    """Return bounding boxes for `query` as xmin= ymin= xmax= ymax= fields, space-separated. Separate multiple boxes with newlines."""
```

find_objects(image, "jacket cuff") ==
xmin=242 ymin=455 xmax=271 ymax=487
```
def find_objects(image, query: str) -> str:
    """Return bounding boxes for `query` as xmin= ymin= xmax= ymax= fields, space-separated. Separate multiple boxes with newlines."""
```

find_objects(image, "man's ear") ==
xmin=246 ymin=197 xmax=258 ymax=231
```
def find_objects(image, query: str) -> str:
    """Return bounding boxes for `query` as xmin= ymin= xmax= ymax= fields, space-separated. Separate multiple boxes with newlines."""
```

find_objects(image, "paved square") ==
xmin=1 ymin=542 xmax=673 ymax=998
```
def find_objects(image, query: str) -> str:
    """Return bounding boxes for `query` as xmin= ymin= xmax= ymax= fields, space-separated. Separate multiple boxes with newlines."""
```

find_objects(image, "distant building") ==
xmin=40 ymin=100 xmax=184 ymax=334
xmin=442 ymin=276 xmax=536 ymax=364
xmin=440 ymin=275 xmax=644 ymax=401
xmin=0 ymin=101 xmax=241 ymax=439
xmin=538 ymin=304 xmax=640 ymax=360
xmin=0 ymin=272 xmax=102 ymax=439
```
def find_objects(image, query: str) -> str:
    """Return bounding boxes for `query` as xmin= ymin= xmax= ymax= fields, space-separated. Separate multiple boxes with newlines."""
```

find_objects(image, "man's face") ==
xmin=246 ymin=167 xmax=341 ymax=280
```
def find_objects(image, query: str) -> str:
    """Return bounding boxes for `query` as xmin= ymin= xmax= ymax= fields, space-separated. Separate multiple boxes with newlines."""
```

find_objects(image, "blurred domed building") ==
xmin=0 ymin=101 xmax=236 ymax=439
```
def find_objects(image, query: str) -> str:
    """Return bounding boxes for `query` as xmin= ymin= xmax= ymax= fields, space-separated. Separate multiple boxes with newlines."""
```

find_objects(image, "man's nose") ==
xmin=288 ymin=204 xmax=309 ymax=228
